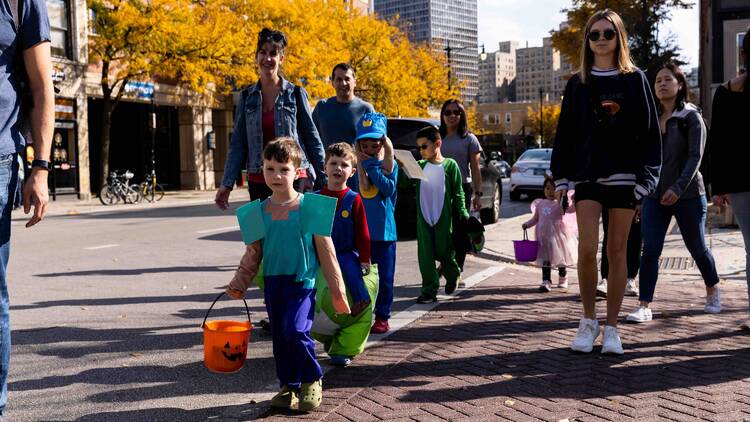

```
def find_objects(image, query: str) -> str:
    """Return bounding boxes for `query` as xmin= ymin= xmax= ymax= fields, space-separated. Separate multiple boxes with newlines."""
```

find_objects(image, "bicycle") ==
xmin=138 ymin=172 xmax=165 ymax=202
xmin=99 ymin=170 xmax=140 ymax=205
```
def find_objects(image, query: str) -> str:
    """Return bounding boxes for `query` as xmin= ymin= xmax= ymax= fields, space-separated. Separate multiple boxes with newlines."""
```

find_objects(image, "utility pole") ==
xmin=539 ymin=87 xmax=544 ymax=146
xmin=149 ymin=99 xmax=156 ymax=202
xmin=446 ymin=40 xmax=452 ymax=91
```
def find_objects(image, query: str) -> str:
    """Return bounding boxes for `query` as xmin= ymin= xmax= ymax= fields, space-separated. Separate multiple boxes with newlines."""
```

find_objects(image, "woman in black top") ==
xmin=710 ymin=27 xmax=750 ymax=328
xmin=551 ymin=10 xmax=661 ymax=355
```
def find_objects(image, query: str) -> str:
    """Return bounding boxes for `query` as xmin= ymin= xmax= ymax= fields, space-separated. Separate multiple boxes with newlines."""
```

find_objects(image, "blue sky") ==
xmin=478 ymin=0 xmax=699 ymax=69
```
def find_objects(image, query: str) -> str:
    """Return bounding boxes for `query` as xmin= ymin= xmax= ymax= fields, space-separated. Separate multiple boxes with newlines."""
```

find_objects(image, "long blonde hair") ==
xmin=579 ymin=10 xmax=636 ymax=84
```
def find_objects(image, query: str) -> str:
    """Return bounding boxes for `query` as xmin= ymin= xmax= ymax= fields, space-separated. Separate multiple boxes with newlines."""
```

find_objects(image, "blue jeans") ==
xmin=639 ymin=196 xmax=719 ymax=303
xmin=0 ymin=153 xmax=17 ymax=415
xmin=729 ymin=191 xmax=750 ymax=312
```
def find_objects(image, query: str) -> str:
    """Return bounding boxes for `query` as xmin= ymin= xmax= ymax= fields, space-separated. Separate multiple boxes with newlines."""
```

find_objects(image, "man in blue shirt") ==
xmin=312 ymin=63 xmax=374 ymax=148
xmin=0 ymin=0 xmax=54 ymax=416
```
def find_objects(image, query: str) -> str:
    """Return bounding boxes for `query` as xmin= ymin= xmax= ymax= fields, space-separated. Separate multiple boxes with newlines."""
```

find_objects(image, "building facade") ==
xmin=515 ymin=37 xmax=561 ymax=103
xmin=478 ymin=41 xmax=517 ymax=103
xmin=700 ymin=0 xmax=750 ymax=120
xmin=345 ymin=0 xmax=370 ymax=14
xmin=43 ymin=0 xmax=234 ymax=200
xmin=374 ymin=0 xmax=479 ymax=99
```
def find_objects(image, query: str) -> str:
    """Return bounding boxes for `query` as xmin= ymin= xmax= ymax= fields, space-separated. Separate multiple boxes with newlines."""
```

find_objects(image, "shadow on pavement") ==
xmin=33 ymin=265 xmax=236 ymax=278
xmin=74 ymin=402 xmax=262 ymax=422
xmin=11 ymin=290 xmax=265 ymax=311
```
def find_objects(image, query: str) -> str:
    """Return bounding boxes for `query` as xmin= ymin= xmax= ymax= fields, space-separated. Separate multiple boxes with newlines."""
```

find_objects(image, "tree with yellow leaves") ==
xmin=524 ymin=104 xmax=561 ymax=148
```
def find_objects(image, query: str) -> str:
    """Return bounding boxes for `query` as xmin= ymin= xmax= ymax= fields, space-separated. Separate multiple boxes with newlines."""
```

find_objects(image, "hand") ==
xmin=356 ymin=151 xmax=371 ymax=163
xmin=555 ymin=189 xmax=567 ymax=203
xmin=634 ymin=204 xmax=642 ymax=223
xmin=23 ymin=168 xmax=49 ymax=228
xmin=226 ymin=287 xmax=245 ymax=299
xmin=332 ymin=293 xmax=351 ymax=315
xmin=383 ymin=136 xmax=393 ymax=151
xmin=660 ymin=189 xmax=679 ymax=206
xmin=215 ymin=185 xmax=231 ymax=210
xmin=360 ymin=263 xmax=370 ymax=276
xmin=712 ymin=194 xmax=730 ymax=210
xmin=522 ymin=223 xmax=528 ymax=230
xmin=471 ymin=195 xmax=482 ymax=212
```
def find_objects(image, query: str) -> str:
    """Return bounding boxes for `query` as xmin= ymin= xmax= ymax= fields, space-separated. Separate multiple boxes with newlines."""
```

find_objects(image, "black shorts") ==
xmin=574 ymin=182 xmax=637 ymax=210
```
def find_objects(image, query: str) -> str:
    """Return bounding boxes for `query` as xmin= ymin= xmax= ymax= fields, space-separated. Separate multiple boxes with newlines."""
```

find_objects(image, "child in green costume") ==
xmin=407 ymin=126 xmax=469 ymax=303
xmin=311 ymin=143 xmax=379 ymax=367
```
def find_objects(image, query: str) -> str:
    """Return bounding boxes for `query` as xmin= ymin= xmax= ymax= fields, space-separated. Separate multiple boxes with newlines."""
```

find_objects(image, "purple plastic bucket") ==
xmin=513 ymin=229 xmax=539 ymax=262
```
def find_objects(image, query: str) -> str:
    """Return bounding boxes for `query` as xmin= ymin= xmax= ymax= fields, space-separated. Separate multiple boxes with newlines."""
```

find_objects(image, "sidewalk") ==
xmin=261 ymin=267 xmax=750 ymax=421
xmin=10 ymin=190 xmax=217 ymax=220
xmin=481 ymin=205 xmax=747 ymax=283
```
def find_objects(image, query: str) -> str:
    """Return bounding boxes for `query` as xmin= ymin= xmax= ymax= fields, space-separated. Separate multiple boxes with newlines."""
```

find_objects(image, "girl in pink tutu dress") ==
xmin=522 ymin=176 xmax=578 ymax=292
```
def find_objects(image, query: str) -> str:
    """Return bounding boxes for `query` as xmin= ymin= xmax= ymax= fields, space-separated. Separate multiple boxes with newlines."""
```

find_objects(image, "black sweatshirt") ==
xmin=707 ymin=84 xmax=750 ymax=195
xmin=550 ymin=68 xmax=662 ymax=200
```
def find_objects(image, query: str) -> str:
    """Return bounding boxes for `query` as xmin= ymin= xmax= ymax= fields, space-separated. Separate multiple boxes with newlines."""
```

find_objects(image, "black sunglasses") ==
xmin=259 ymin=32 xmax=286 ymax=44
xmin=443 ymin=109 xmax=462 ymax=116
xmin=417 ymin=144 xmax=431 ymax=150
xmin=588 ymin=29 xmax=617 ymax=42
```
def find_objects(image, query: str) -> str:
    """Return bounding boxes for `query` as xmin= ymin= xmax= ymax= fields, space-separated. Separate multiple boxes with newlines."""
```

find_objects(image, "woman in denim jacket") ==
xmin=215 ymin=28 xmax=325 ymax=208
xmin=626 ymin=63 xmax=720 ymax=323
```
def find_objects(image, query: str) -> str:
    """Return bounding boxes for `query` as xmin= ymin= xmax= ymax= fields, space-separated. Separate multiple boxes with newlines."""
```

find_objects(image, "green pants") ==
xmin=417 ymin=213 xmax=459 ymax=298
xmin=311 ymin=265 xmax=379 ymax=357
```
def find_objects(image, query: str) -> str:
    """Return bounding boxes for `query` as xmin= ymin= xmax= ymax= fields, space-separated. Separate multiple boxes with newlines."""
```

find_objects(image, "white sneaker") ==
xmin=625 ymin=278 xmax=639 ymax=297
xmin=601 ymin=325 xmax=624 ymax=355
xmin=705 ymin=288 xmax=722 ymax=314
xmin=570 ymin=318 xmax=600 ymax=353
xmin=596 ymin=279 xmax=608 ymax=298
xmin=626 ymin=305 xmax=652 ymax=323
xmin=557 ymin=276 xmax=568 ymax=289
xmin=538 ymin=280 xmax=552 ymax=293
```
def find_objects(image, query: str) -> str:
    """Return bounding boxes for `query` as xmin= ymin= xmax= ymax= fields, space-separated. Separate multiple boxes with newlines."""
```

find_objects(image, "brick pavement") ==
xmin=259 ymin=267 xmax=750 ymax=421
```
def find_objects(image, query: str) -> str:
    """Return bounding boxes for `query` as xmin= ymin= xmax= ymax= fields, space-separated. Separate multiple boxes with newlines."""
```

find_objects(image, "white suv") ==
xmin=509 ymin=148 xmax=552 ymax=201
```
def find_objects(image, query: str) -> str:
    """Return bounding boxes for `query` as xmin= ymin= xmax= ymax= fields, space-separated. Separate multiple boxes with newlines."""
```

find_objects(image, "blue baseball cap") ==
xmin=356 ymin=112 xmax=387 ymax=141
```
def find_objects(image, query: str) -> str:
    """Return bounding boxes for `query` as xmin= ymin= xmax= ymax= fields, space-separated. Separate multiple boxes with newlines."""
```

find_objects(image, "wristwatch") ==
xmin=31 ymin=159 xmax=51 ymax=170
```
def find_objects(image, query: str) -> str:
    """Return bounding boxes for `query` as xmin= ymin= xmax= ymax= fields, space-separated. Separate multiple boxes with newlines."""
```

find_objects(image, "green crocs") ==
xmin=270 ymin=386 xmax=298 ymax=409
xmin=298 ymin=379 xmax=322 ymax=411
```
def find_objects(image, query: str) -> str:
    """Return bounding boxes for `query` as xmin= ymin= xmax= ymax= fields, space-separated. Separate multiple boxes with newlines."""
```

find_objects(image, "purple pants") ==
xmin=264 ymin=274 xmax=322 ymax=387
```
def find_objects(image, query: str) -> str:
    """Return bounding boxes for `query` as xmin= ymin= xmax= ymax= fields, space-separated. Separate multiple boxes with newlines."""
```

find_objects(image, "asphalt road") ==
xmin=4 ymin=179 xmax=529 ymax=421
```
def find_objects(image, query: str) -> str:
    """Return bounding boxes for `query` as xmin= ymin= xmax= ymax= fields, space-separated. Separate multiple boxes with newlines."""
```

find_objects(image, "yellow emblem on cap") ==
xmin=341 ymin=210 xmax=350 ymax=218
xmin=362 ymin=119 xmax=373 ymax=128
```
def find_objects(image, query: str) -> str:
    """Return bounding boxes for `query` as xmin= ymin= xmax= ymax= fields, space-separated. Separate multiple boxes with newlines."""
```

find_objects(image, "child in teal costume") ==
xmin=403 ymin=126 xmax=468 ymax=303
xmin=312 ymin=142 xmax=379 ymax=366
xmin=227 ymin=138 xmax=350 ymax=412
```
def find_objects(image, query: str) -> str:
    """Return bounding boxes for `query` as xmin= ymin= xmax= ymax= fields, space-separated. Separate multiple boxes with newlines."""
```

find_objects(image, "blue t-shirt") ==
xmin=312 ymin=96 xmax=374 ymax=147
xmin=0 ymin=0 xmax=50 ymax=155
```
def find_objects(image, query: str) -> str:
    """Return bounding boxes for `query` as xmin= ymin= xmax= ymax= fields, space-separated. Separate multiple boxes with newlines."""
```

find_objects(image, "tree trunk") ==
xmin=100 ymin=96 xmax=112 ymax=189
xmin=100 ymin=60 xmax=112 ymax=190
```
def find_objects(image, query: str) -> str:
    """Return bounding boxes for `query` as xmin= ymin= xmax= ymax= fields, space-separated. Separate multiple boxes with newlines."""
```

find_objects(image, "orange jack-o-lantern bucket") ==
xmin=201 ymin=292 xmax=252 ymax=373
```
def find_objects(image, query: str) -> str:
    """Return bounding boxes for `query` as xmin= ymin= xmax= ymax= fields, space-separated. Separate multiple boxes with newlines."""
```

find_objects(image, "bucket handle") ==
xmin=523 ymin=228 xmax=529 ymax=241
xmin=201 ymin=292 xmax=251 ymax=328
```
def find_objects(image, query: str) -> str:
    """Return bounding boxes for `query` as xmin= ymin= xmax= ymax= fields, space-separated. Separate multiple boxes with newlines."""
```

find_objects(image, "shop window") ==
xmin=46 ymin=0 xmax=71 ymax=59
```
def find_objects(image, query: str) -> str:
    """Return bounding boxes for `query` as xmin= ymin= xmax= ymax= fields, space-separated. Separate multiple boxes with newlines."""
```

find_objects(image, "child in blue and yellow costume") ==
xmin=226 ymin=138 xmax=350 ymax=412
xmin=312 ymin=142 xmax=379 ymax=367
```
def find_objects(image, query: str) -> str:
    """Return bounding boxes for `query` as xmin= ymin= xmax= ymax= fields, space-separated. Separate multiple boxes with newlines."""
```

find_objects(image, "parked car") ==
xmin=488 ymin=151 xmax=510 ymax=178
xmin=387 ymin=118 xmax=503 ymax=237
xmin=509 ymin=148 xmax=552 ymax=201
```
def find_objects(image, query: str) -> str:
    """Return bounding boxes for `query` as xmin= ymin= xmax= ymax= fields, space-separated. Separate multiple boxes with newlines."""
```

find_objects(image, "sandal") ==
xmin=298 ymin=379 xmax=322 ymax=411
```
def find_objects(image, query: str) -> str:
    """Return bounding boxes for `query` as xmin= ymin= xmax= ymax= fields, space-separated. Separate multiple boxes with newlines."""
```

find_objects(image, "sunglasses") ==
xmin=443 ymin=109 xmax=462 ymax=116
xmin=259 ymin=32 xmax=286 ymax=44
xmin=417 ymin=144 xmax=431 ymax=150
xmin=588 ymin=29 xmax=617 ymax=42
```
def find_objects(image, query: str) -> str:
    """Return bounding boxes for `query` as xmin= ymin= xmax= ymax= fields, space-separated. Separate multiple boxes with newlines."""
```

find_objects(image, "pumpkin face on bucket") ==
xmin=203 ymin=320 xmax=252 ymax=373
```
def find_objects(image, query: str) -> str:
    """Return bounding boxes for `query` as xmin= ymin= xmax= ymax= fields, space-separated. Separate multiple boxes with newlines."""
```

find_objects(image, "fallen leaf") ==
xmin=558 ymin=419 xmax=569 ymax=422
xmin=130 ymin=352 xmax=141 ymax=357
xmin=80 ymin=307 xmax=88 ymax=310
xmin=501 ymin=373 xmax=513 ymax=380
xmin=504 ymin=399 xmax=515 ymax=406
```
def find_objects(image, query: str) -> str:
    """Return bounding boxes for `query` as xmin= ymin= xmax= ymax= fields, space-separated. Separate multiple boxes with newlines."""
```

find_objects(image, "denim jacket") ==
xmin=221 ymin=78 xmax=326 ymax=189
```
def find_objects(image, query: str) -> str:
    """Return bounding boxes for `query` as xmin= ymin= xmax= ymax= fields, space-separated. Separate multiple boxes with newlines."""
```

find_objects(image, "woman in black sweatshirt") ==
xmin=710 ymin=27 xmax=750 ymax=329
xmin=550 ymin=9 xmax=661 ymax=355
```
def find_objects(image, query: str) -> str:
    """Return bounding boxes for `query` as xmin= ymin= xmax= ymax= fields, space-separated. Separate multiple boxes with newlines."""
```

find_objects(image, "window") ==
xmin=47 ymin=0 xmax=70 ymax=58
